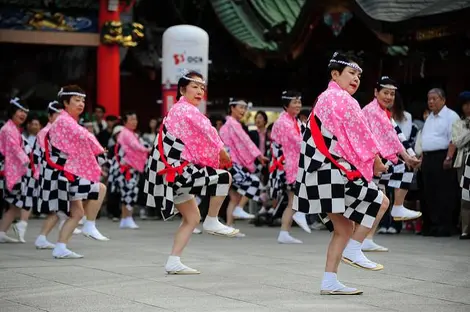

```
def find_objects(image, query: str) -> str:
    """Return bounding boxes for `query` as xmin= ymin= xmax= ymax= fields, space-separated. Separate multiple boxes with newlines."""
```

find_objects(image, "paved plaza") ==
xmin=1 ymin=219 xmax=469 ymax=312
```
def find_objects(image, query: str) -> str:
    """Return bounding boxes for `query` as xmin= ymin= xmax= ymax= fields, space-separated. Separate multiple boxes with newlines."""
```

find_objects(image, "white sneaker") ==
xmin=82 ymin=227 xmax=110 ymax=241
xmin=120 ymin=218 xmax=139 ymax=229
xmin=342 ymin=247 xmax=384 ymax=270
xmin=192 ymin=228 xmax=202 ymax=234
xmin=52 ymin=248 xmax=84 ymax=259
xmin=377 ymin=227 xmax=388 ymax=234
xmin=277 ymin=232 xmax=303 ymax=244
xmin=391 ymin=206 xmax=422 ymax=221
xmin=0 ymin=232 xmax=20 ymax=243
xmin=35 ymin=237 xmax=55 ymax=250
xmin=361 ymin=239 xmax=389 ymax=252
xmin=232 ymin=207 xmax=255 ymax=219
xmin=78 ymin=216 xmax=86 ymax=225
xmin=73 ymin=228 xmax=82 ymax=235
xmin=387 ymin=227 xmax=397 ymax=234
xmin=12 ymin=222 xmax=27 ymax=243
xmin=292 ymin=212 xmax=312 ymax=233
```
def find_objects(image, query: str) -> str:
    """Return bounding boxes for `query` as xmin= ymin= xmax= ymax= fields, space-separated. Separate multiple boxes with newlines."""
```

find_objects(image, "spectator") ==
xmin=92 ymin=105 xmax=107 ymax=135
xmin=96 ymin=115 xmax=119 ymax=148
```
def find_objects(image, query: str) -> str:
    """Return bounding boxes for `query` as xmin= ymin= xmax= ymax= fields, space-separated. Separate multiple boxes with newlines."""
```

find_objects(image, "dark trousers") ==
xmin=421 ymin=150 xmax=458 ymax=235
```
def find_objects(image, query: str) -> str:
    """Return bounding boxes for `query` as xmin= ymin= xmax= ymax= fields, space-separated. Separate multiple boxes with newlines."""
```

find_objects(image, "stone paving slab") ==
xmin=0 ymin=219 xmax=469 ymax=312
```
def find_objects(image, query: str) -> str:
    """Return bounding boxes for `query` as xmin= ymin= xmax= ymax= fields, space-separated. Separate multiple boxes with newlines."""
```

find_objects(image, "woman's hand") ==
xmin=219 ymin=148 xmax=232 ymax=168
xmin=257 ymin=155 xmax=269 ymax=166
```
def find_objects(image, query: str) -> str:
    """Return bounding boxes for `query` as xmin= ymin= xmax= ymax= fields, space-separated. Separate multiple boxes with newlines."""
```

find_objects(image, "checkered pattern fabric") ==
xmin=229 ymin=163 xmax=264 ymax=202
xmin=293 ymin=114 xmax=383 ymax=229
xmin=373 ymin=158 xmax=414 ymax=190
xmin=461 ymin=153 xmax=470 ymax=201
xmin=267 ymin=142 xmax=292 ymax=202
xmin=3 ymin=136 xmax=37 ymax=210
xmin=37 ymin=137 xmax=99 ymax=213
xmin=0 ymin=155 xmax=4 ymax=191
xmin=144 ymin=126 xmax=231 ymax=220
xmin=108 ymin=143 xmax=139 ymax=209
xmin=392 ymin=118 xmax=416 ymax=157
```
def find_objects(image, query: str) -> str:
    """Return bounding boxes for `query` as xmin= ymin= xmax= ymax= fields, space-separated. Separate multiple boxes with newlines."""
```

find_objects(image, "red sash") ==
xmin=309 ymin=116 xmax=362 ymax=181
xmin=156 ymin=124 xmax=189 ymax=183
xmin=114 ymin=143 xmax=132 ymax=181
xmin=269 ymin=147 xmax=285 ymax=173
xmin=44 ymin=134 xmax=75 ymax=182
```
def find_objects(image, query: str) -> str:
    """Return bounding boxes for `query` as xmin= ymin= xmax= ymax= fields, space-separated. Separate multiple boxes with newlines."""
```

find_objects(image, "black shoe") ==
xmin=459 ymin=234 xmax=470 ymax=240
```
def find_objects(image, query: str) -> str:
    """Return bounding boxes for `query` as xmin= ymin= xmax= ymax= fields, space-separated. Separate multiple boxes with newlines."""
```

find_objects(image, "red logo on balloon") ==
xmin=173 ymin=54 xmax=185 ymax=65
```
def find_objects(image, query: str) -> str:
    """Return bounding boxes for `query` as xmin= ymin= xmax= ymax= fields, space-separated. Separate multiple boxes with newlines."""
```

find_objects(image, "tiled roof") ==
xmin=356 ymin=0 xmax=470 ymax=22
xmin=209 ymin=0 xmax=305 ymax=51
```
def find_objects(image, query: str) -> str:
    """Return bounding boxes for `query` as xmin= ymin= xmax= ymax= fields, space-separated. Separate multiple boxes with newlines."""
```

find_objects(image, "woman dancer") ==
xmin=269 ymin=90 xmax=310 ymax=244
xmin=38 ymin=85 xmax=108 ymax=258
xmin=361 ymin=77 xmax=421 ymax=251
xmin=0 ymin=98 xmax=36 ymax=243
xmin=219 ymin=99 xmax=269 ymax=229
xmin=109 ymin=111 xmax=149 ymax=229
xmin=33 ymin=101 xmax=69 ymax=249
xmin=293 ymin=52 xmax=391 ymax=295
xmin=145 ymin=70 xmax=238 ymax=274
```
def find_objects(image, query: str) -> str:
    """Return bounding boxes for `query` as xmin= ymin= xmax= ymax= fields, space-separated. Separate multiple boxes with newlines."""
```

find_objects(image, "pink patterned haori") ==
xmin=271 ymin=111 xmax=302 ymax=184
xmin=48 ymin=111 xmax=104 ymax=182
xmin=0 ymin=119 xmax=29 ymax=191
xmin=117 ymin=127 xmax=148 ymax=172
xmin=362 ymin=98 xmax=404 ymax=160
xmin=165 ymin=96 xmax=224 ymax=168
xmin=314 ymin=81 xmax=394 ymax=182
xmin=219 ymin=116 xmax=262 ymax=173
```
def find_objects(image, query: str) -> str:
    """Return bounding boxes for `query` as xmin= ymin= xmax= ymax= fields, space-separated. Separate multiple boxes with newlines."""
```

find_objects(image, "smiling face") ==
xmin=375 ymin=87 xmax=396 ymax=109
xmin=331 ymin=64 xmax=361 ymax=95
xmin=64 ymin=95 xmax=85 ymax=119
xmin=125 ymin=114 xmax=138 ymax=131
xmin=286 ymin=98 xmax=302 ymax=117
xmin=12 ymin=108 xmax=28 ymax=126
xmin=230 ymin=103 xmax=247 ymax=121
xmin=180 ymin=76 xmax=206 ymax=107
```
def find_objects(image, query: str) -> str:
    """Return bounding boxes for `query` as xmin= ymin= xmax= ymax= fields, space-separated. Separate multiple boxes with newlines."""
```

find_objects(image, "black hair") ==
xmin=254 ymin=111 xmax=268 ymax=124
xmin=376 ymin=76 xmax=398 ymax=92
xmin=7 ymin=99 xmax=29 ymax=119
xmin=281 ymin=90 xmax=302 ymax=110
xmin=47 ymin=101 xmax=61 ymax=117
xmin=327 ymin=51 xmax=362 ymax=77
xmin=391 ymin=91 xmax=406 ymax=122
xmin=210 ymin=114 xmax=225 ymax=127
xmin=57 ymin=85 xmax=86 ymax=108
xmin=457 ymin=91 xmax=470 ymax=119
xmin=95 ymin=105 xmax=106 ymax=113
xmin=228 ymin=98 xmax=248 ymax=115
xmin=176 ymin=70 xmax=204 ymax=100
xmin=299 ymin=109 xmax=310 ymax=118
xmin=122 ymin=111 xmax=137 ymax=124
xmin=26 ymin=113 xmax=40 ymax=124
xmin=105 ymin=115 xmax=118 ymax=122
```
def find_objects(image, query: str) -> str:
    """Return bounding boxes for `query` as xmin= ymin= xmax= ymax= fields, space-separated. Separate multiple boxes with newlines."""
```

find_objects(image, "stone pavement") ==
xmin=1 ymin=219 xmax=469 ymax=312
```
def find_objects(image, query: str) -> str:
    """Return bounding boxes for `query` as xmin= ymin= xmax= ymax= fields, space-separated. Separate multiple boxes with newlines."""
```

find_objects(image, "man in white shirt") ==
xmin=420 ymin=88 xmax=460 ymax=236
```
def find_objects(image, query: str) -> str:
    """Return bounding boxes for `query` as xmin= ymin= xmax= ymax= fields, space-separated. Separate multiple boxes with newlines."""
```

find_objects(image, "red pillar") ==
xmin=97 ymin=0 xmax=120 ymax=117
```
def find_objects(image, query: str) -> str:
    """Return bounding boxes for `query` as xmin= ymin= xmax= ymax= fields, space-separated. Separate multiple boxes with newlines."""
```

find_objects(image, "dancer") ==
xmin=145 ymin=70 xmax=238 ymax=274
xmin=109 ymin=111 xmax=149 ymax=229
xmin=360 ymin=77 xmax=422 ymax=251
xmin=33 ymin=101 xmax=69 ymax=249
xmin=293 ymin=52 xmax=391 ymax=295
xmin=0 ymin=98 xmax=36 ymax=243
xmin=219 ymin=99 xmax=269 ymax=230
xmin=269 ymin=90 xmax=310 ymax=244
xmin=38 ymin=85 xmax=108 ymax=258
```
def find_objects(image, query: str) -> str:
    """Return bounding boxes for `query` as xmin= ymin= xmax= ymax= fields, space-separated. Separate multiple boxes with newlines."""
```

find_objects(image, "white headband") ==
xmin=57 ymin=88 xmax=86 ymax=98
xmin=48 ymin=101 xmax=61 ymax=113
xmin=180 ymin=69 xmax=206 ymax=85
xmin=329 ymin=52 xmax=363 ymax=73
xmin=379 ymin=84 xmax=397 ymax=90
xmin=10 ymin=97 xmax=29 ymax=112
xmin=281 ymin=95 xmax=302 ymax=100
xmin=228 ymin=98 xmax=252 ymax=108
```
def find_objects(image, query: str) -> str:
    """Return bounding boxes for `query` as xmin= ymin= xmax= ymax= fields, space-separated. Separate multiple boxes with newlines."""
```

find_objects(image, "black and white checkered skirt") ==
xmin=293 ymin=114 xmax=383 ymax=229
xmin=37 ymin=143 xmax=99 ymax=214
xmin=461 ymin=153 xmax=470 ymax=201
xmin=144 ymin=126 xmax=231 ymax=220
xmin=373 ymin=158 xmax=414 ymax=190
xmin=109 ymin=153 xmax=140 ymax=209
xmin=229 ymin=163 xmax=264 ymax=202
xmin=267 ymin=142 xmax=293 ymax=202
